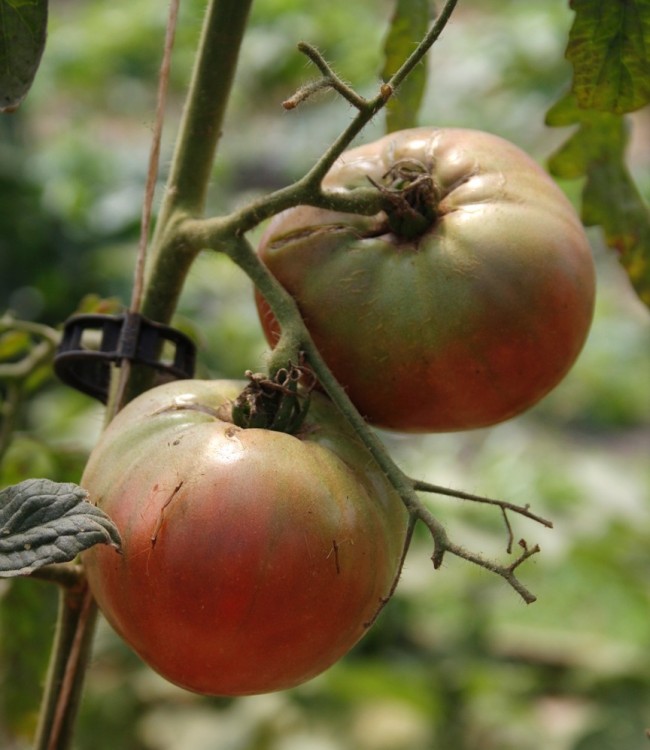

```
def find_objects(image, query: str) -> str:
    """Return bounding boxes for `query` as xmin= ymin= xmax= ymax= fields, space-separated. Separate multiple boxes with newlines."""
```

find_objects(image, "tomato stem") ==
xmin=33 ymin=585 xmax=98 ymax=750
xmin=139 ymin=0 xmax=256 ymax=334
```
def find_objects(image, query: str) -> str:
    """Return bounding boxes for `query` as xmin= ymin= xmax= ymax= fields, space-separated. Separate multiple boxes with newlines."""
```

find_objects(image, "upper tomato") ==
xmin=82 ymin=380 xmax=408 ymax=696
xmin=256 ymin=127 xmax=596 ymax=432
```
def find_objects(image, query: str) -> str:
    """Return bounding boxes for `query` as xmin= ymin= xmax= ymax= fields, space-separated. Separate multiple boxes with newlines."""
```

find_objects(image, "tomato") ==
xmin=256 ymin=127 xmax=596 ymax=432
xmin=81 ymin=380 xmax=408 ymax=696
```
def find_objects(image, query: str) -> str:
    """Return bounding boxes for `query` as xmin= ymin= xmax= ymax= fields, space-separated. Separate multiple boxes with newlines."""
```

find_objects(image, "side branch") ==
xmin=185 ymin=0 xmax=461 ymax=245
xmin=182 ymin=183 xmax=386 ymax=247
xmin=283 ymin=43 xmax=368 ymax=111
xmin=444 ymin=538 xmax=541 ymax=604
xmin=411 ymin=503 xmax=542 ymax=604
xmin=413 ymin=478 xmax=554 ymax=529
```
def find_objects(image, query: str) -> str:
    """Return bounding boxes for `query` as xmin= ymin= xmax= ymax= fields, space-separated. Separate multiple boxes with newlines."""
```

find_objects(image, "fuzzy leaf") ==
xmin=547 ymin=91 xmax=650 ymax=308
xmin=0 ymin=478 xmax=121 ymax=577
xmin=567 ymin=0 xmax=650 ymax=114
xmin=382 ymin=0 xmax=430 ymax=132
xmin=0 ymin=0 xmax=48 ymax=113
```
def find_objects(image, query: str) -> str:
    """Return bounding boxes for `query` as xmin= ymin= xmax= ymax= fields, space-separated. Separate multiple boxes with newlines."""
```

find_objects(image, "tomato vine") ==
xmin=29 ymin=0 xmax=560 ymax=746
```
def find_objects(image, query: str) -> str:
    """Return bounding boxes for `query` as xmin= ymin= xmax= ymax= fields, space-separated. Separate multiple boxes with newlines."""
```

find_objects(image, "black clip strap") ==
xmin=53 ymin=312 xmax=196 ymax=403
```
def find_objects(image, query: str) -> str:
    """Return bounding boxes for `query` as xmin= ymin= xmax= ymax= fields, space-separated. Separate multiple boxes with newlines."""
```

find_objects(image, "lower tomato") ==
xmin=256 ymin=127 xmax=596 ymax=432
xmin=82 ymin=380 xmax=408 ymax=696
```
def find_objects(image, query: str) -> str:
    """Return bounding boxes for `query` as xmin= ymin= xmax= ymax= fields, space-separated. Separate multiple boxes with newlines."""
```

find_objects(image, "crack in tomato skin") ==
xmin=150 ymin=481 xmax=184 ymax=548
xmin=81 ymin=379 xmax=409 ymax=695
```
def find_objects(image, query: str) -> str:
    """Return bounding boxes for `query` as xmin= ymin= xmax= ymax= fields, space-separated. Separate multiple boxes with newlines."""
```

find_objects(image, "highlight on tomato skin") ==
xmin=81 ymin=379 xmax=409 ymax=697
xmin=255 ymin=127 xmax=597 ymax=433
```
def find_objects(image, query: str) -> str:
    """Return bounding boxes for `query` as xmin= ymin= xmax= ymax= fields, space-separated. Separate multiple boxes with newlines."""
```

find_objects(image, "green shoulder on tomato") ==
xmin=256 ymin=127 xmax=596 ymax=432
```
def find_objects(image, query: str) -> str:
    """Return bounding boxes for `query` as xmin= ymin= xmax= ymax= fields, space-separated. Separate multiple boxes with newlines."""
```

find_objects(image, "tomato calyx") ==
xmin=231 ymin=364 xmax=315 ymax=433
xmin=370 ymin=158 xmax=438 ymax=241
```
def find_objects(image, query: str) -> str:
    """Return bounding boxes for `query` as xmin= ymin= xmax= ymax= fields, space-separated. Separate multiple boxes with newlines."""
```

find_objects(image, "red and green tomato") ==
xmin=256 ymin=127 xmax=596 ymax=432
xmin=82 ymin=379 xmax=408 ymax=696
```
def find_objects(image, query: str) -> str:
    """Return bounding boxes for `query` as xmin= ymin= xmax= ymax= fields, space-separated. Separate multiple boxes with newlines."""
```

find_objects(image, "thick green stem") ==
xmin=155 ymin=0 xmax=254 ymax=226
xmin=33 ymin=585 xmax=98 ymax=750
xmin=143 ymin=0 xmax=254 ymax=327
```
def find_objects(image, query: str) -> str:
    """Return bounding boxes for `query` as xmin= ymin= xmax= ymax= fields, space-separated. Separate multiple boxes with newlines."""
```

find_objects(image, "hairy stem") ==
xmin=113 ymin=0 xmax=180 ymax=412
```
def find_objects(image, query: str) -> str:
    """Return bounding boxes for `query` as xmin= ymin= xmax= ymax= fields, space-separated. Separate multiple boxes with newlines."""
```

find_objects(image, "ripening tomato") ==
xmin=256 ymin=127 xmax=596 ymax=432
xmin=82 ymin=380 xmax=408 ymax=696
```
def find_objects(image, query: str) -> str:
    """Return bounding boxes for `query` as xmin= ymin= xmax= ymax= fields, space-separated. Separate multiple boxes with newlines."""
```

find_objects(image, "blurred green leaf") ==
xmin=382 ymin=0 xmax=430 ymax=132
xmin=0 ymin=436 xmax=58 ymax=487
xmin=0 ymin=0 xmax=48 ymax=112
xmin=571 ymin=676 xmax=650 ymax=749
xmin=567 ymin=0 xmax=650 ymax=114
xmin=547 ymin=91 xmax=650 ymax=307
xmin=0 ymin=329 xmax=31 ymax=360
xmin=75 ymin=294 xmax=124 ymax=316
xmin=0 ymin=478 xmax=121 ymax=577
xmin=0 ymin=577 xmax=58 ymax=740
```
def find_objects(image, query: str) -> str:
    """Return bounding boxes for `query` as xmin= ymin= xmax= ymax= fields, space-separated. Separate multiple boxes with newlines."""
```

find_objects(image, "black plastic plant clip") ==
xmin=53 ymin=312 xmax=196 ymax=403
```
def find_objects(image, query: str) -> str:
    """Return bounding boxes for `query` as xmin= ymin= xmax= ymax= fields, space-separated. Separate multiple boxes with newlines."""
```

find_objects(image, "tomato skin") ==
xmin=256 ymin=127 xmax=596 ymax=432
xmin=82 ymin=380 xmax=408 ymax=696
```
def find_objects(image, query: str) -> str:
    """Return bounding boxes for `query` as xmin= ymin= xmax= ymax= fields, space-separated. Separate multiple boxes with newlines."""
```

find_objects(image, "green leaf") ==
xmin=547 ymin=91 xmax=650 ymax=307
xmin=382 ymin=0 xmax=430 ymax=132
xmin=567 ymin=0 xmax=650 ymax=114
xmin=0 ymin=329 xmax=31 ymax=360
xmin=0 ymin=478 xmax=121 ymax=577
xmin=0 ymin=0 xmax=48 ymax=113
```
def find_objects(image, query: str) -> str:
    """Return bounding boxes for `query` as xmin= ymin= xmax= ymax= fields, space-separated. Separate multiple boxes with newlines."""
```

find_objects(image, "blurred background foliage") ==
xmin=1 ymin=0 xmax=649 ymax=749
